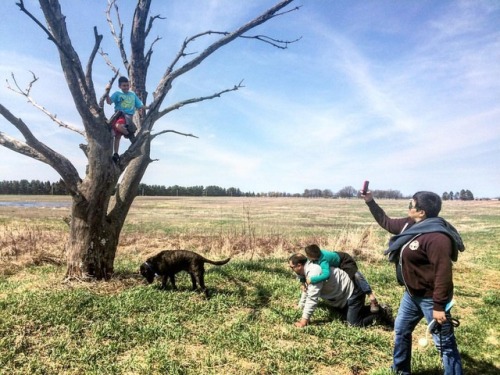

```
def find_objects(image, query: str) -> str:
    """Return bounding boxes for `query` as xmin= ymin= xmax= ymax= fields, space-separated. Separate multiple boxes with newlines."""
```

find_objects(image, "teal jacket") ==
xmin=309 ymin=249 xmax=341 ymax=284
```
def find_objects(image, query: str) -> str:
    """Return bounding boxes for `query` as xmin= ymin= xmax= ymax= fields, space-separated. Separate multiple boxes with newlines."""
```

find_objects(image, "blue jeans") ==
xmin=344 ymin=287 xmax=378 ymax=327
xmin=392 ymin=291 xmax=462 ymax=375
xmin=354 ymin=271 xmax=373 ymax=295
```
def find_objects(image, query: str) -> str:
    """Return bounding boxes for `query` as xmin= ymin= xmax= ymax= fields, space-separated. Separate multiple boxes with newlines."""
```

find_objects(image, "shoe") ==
xmin=370 ymin=299 xmax=380 ymax=313
xmin=379 ymin=304 xmax=394 ymax=329
xmin=112 ymin=153 xmax=120 ymax=163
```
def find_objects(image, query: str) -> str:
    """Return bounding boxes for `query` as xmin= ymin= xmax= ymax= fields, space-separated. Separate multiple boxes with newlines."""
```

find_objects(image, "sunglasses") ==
xmin=408 ymin=201 xmax=419 ymax=210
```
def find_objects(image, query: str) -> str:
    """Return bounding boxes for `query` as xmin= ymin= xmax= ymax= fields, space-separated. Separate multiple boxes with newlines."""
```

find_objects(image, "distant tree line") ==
xmin=442 ymin=190 xmax=474 ymax=201
xmin=137 ymin=184 xmax=247 ymax=197
xmin=303 ymin=187 xmax=405 ymax=199
xmin=0 ymin=180 xmax=476 ymax=200
xmin=0 ymin=180 xmax=69 ymax=195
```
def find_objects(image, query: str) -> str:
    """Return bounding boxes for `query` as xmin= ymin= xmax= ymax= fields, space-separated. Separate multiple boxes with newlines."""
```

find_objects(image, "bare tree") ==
xmin=0 ymin=0 xmax=299 ymax=280
xmin=337 ymin=186 xmax=357 ymax=198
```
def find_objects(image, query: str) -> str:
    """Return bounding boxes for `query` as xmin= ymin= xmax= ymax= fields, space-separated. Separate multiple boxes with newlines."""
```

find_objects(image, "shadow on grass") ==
xmin=209 ymin=261 xmax=291 ymax=317
xmin=306 ymin=303 xmax=346 ymax=326
xmin=135 ymin=260 xmax=285 ymax=298
xmin=409 ymin=352 xmax=499 ymax=375
xmin=126 ymin=259 xmax=295 ymax=321
xmin=460 ymin=352 xmax=499 ymax=375
xmin=214 ymin=258 xmax=291 ymax=278
xmin=112 ymin=269 xmax=143 ymax=280
xmin=206 ymin=258 xmax=291 ymax=286
xmin=212 ymin=267 xmax=274 ymax=300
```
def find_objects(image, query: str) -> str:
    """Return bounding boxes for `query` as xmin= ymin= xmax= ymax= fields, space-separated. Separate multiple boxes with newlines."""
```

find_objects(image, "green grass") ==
xmin=0 ymin=257 xmax=498 ymax=374
xmin=0 ymin=259 xmax=393 ymax=374
xmin=0 ymin=197 xmax=499 ymax=374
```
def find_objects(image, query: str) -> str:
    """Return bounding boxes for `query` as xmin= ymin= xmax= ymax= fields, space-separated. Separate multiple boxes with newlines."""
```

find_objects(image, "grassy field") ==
xmin=0 ymin=196 xmax=499 ymax=374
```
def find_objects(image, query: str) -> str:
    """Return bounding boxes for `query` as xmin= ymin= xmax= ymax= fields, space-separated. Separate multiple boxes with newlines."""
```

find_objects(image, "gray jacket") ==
xmin=298 ymin=261 xmax=354 ymax=320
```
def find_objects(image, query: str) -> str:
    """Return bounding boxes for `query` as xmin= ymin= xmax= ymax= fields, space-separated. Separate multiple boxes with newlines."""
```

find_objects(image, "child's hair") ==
xmin=118 ymin=76 xmax=129 ymax=85
xmin=304 ymin=244 xmax=321 ymax=259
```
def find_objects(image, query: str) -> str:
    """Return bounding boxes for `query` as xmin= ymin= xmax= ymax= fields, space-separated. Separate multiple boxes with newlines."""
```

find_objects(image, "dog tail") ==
xmin=204 ymin=257 xmax=231 ymax=266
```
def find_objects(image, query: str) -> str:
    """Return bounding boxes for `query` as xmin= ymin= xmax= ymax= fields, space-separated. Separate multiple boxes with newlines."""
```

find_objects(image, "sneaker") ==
xmin=112 ymin=153 xmax=120 ymax=163
xmin=370 ymin=299 xmax=380 ymax=313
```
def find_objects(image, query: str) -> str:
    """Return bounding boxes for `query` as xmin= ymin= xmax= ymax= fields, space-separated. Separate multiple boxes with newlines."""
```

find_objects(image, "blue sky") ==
xmin=0 ymin=0 xmax=499 ymax=198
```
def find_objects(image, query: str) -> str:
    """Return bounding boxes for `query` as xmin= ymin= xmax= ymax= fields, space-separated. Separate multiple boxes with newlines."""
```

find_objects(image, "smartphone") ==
xmin=361 ymin=180 xmax=369 ymax=195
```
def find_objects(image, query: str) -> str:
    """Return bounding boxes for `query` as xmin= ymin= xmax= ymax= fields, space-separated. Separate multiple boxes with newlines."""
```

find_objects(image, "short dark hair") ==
xmin=288 ymin=253 xmax=307 ymax=266
xmin=118 ymin=76 xmax=129 ymax=85
xmin=304 ymin=244 xmax=321 ymax=259
xmin=413 ymin=191 xmax=442 ymax=218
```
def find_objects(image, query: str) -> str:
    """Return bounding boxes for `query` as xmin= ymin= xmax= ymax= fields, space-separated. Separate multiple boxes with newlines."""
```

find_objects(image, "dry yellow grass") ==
xmin=1 ymin=196 xmax=498 ymax=273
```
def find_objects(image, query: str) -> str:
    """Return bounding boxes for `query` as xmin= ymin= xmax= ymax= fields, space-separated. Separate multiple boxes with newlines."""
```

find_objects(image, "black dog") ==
xmin=140 ymin=250 xmax=230 ymax=296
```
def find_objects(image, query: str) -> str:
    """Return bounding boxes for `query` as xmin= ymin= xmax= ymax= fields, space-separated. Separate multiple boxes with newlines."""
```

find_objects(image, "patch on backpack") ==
xmin=409 ymin=240 xmax=420 ymax=251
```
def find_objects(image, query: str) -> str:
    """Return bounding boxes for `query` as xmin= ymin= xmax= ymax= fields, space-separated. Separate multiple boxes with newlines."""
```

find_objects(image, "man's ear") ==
xmin=416 ymin=209 xmax=427 ymax=220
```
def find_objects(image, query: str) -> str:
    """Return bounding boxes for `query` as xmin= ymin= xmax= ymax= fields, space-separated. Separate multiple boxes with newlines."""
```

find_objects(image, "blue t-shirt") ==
xmin=110 ymin=90 xmax=144 ymax=115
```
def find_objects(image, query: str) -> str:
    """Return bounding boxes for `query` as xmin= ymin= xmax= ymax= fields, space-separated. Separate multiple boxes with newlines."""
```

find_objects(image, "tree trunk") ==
xmin=65 ymin=216 xmax=118 ymax=280
xmin=65 ymin=188 xmax=121 ymax=280
xmin=64 ymin=131 xmax=151 ymax=280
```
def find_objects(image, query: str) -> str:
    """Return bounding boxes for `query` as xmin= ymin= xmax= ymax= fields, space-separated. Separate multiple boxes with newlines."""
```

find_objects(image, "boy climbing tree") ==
xmin=105 ymin=76 xmax=147 ymax=162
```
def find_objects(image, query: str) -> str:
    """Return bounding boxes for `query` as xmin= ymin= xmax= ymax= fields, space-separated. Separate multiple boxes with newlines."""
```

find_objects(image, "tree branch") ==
xmin=86 ymin=27 xmax=104 ymax=87
xmin=145 ymin=35 xmax=161 ymax=70
xmin=150 ymin=130 xmax=199 ymax=141
xmin=0 ymin=131 xmax=48 ymax=162
xmin=16 ymin=0 xmax=72 ymax=62
xmin=106 ymin=0 xmax=129 ymax=72
xmin=145 ymin=14 xmax=165 ymax=39
xmin=19 ymin=0 xmax=102 ymax=122
xmin=142 ymin=12 xmax=162 ymax=76
xmin=6 ymin=72 xmax=86 ymax=137
xmin=155 ymin=81 xmax=244 ymax=121
xmin=0 ymin=103 xmax=82 ymax=192
xmin=240 ymin=34 xmax=302 ymax=49
xmin=128 ymin=0 xmax=152 ymax=104
xmin=98 ymin=71 xmax=120 ymax=109
xmin=99 ymin=49 xmax=120 ymax=75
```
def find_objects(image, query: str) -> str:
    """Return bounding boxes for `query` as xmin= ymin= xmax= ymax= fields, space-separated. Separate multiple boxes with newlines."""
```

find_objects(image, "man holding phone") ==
xmin=360 ymin=188 xmax=463 ymax=375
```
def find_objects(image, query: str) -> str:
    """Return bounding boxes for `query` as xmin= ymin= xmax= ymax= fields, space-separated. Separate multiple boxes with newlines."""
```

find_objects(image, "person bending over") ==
xmin=288 ymin=253 xmax=393 ymax=329
xmin=304 ymin=244 xmax=381 ymax=313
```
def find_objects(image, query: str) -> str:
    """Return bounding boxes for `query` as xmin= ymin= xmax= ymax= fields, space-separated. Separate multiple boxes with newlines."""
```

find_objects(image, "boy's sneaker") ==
xmin=112 ymin=153 xmax=120 ymax=163
xmin=370 ymin=299 xmax=380 ymax=313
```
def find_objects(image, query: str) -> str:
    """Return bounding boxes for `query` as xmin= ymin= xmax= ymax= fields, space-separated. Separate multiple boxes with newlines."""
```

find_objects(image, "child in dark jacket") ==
xmin=304 ymin=244 xmax=380 ymax=313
